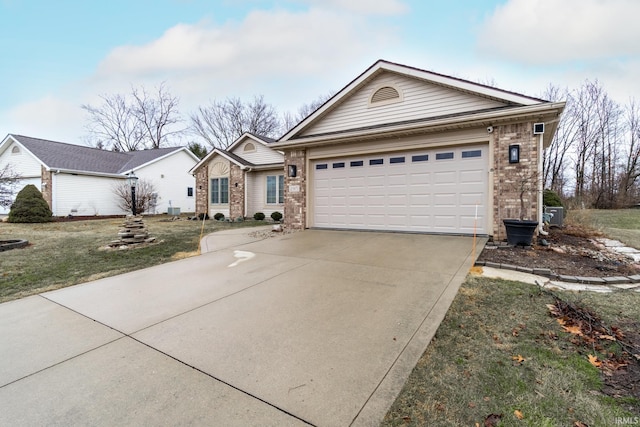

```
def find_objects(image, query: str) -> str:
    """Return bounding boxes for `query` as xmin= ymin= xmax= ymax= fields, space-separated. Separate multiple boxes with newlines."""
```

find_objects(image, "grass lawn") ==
xmin=569 ymin=208 xmax=640 ymax=249
xmin=383 ymin=209 xmax=640 ymax=426
xmin=0 ymin=215 xmax=266 ymax=303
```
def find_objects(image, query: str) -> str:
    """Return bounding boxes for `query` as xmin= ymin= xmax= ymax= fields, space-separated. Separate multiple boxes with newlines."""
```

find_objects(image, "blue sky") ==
xmin=2 ymin=0 xmax=639 ymax=145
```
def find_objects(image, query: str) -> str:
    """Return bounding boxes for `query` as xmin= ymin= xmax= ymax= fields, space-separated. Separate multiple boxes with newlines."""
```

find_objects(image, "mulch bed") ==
xmin=478 ymin=227 xmax=640 ymax=278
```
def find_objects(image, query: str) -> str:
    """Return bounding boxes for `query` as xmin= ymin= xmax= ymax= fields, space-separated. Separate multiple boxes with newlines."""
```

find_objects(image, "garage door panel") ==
xmin=312 ymin=145 xmax=487 ymax=234
xmin=434 ymin=171 xmax=456 ymax=183
xmin=460 ymin=169 xmax=485 ymax=183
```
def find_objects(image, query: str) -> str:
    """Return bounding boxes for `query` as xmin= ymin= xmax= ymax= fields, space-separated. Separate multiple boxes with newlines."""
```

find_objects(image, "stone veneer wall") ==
xmin=229 ymin=164 xmax=245 ymax=219
xmin=284 ymin=149 xmax=307 ymax=229
xmin=492 ymin=121 xmax=540 ymax=241
xmin=194 ymin=166 xmax=209 ymax=217
xmin=41 ymin=166 xmax=53 ymax=211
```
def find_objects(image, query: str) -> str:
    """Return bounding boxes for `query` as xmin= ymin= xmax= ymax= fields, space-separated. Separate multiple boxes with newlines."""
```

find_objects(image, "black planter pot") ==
xmin=503 ymin=219 xmax=539 ymax=246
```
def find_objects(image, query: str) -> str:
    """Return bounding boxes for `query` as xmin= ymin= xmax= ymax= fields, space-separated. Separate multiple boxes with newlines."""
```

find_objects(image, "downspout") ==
xmin=538 ymin=133 xmax=546 ymax=235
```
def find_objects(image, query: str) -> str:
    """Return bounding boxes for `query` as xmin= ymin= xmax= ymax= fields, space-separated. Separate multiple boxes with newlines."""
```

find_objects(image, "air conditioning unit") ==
xmin=167 ymin=207 xmax=181 ymax=215
xmin=544 ymin=206 xmax=563 ymax=227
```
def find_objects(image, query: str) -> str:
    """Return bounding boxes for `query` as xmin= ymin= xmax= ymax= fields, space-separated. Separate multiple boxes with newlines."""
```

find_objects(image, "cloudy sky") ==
xmin=1 ymin=0 xmax=638 ymax=145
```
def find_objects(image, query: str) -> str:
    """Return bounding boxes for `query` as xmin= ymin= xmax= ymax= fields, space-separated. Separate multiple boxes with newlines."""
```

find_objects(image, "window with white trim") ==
xmin=210 ymin=177 xmax=229 ymax=204
xmin=266 ymin=175 xmax=284 ymax=204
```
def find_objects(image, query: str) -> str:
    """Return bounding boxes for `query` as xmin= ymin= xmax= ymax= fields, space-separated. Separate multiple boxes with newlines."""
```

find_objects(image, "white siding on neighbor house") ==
xmin=233 ymin=140 xmax=283 ymax=165
xmin=0 ymin=141 xmax=44 ymax=214
xmin=136 ymin=150 xmax=196 ymax=214
xmin=246 ymin=170 xmax=284 ymax=218
xmin=54 ymin=174 xmax=125 ymax=216
xmin=0 ymin=141 xmax=42 ymax=178
xmin=0 ymin=178 xmax=41 ymax=215
xmin=301 ymin=72 xmax=507 ymax=136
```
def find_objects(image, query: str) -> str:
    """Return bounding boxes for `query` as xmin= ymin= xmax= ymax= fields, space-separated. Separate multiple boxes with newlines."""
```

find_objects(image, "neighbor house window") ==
xmin=187 ymin=187 xmax=194 ymax=197
xmin=211 ymin=178 xmax=229 ymax=204
xmin=267 ymin=174 xmax=284 ymax=204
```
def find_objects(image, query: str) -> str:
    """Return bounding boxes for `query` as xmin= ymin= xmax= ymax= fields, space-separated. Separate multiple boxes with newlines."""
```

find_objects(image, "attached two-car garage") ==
xmin=310 ymin=144 xmax=489 ymax=235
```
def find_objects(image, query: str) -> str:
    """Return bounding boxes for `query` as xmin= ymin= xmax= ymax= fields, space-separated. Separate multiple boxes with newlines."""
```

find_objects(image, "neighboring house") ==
xmin=0 ymin=134 xmax=199 ymax=216
xmin=190 ymin=133 xmax=284 ymax=219
xmin=271 ymin=60 xmax=566 ymax=240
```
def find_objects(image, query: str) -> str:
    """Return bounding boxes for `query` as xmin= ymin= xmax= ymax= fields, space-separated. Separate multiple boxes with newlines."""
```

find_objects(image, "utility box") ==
xmin=545 ymin=206 xmax=564 ymax=227
xmin=167 ymin=207 xmax=181 ymax=216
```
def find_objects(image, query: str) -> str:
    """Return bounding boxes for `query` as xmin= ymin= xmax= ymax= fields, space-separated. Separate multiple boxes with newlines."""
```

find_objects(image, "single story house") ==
xmin=270 ymin=60 xmax=565 ymax=240
xmin=190 ymin=133 xmax=284 ymax=219
xmin=0 ymin=134 xmax=199 ymax=216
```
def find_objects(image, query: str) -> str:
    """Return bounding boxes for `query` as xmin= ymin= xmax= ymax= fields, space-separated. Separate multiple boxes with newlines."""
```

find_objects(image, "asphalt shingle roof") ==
xmin=11 ymin=135 xmax=183 ymax=175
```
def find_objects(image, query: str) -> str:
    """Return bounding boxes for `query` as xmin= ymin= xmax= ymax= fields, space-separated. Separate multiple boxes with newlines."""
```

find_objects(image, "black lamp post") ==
xmin=127 ymin=171 xmax=138 ymax=216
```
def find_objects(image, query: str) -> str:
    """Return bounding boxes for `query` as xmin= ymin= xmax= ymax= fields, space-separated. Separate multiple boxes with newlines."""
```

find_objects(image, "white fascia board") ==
xmin=189 ymin=148 xmax=245 ymax=174
xmin=272 ymin=102 xmax=566 ymax=149
xmin=248 ymin=163 xmax=284 ymax=171
xmin=51 ymin=169 xmax=128 ymax=179
xmin=1 ymin=134 xmax=49 ymax=170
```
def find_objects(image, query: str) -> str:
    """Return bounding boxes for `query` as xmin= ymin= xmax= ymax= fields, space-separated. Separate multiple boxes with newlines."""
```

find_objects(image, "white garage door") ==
xmin=312 ymin=145 xmax=488 ymax=234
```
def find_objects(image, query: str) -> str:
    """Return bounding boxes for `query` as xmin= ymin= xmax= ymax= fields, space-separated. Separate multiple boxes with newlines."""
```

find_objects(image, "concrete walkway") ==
xmin=1 ymin=228 xmax=484 ymax=426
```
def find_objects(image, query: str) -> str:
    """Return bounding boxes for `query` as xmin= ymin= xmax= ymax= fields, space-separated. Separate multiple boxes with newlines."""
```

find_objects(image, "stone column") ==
xmin=284 ymin=149 xmax=306 ymax=229
xmin=492 ymin=121 xmax=539 ymax=240
xmin=194 ymin=166 xmax=209 ymax=217
xmin=41 ymin=166 xmax=53 ymax=212
xmin=229 ymin=164 xmax=245 ymax=219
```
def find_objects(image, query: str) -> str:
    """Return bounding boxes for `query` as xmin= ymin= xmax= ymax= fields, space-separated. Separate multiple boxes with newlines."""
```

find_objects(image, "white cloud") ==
xmin=96 ymin=7 xmax=396 ymax=80
xmin=299 ymin=0 xmax=408 ymax=15
xmin=3 ymin=95 xmax=86 ymax=144
xmin=477 ymin=0 xmax=640 ymax=64
xmin=90 ymin=5 xmax=401 ymax=120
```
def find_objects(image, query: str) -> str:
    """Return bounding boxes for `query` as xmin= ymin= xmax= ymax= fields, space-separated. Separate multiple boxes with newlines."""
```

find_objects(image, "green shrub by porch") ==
xmin=8 ymin=184 xmax=53 ymax=223
xmin=271 ymin=211 xmax=282 ymax=222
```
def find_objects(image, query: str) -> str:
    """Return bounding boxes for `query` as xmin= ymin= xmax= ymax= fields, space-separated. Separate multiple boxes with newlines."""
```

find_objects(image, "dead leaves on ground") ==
xmin=546 ymin=297 xmax=638 ymax=376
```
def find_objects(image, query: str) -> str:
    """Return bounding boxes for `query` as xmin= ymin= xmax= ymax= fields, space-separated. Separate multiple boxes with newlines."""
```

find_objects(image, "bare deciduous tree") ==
xmin=190 ymin=95 xmax=281 ymax=149
xmin=618 ymin=99 xmax=640 ymax=205
xmin=113 ymin=179 xmax=159 ymax=214
xmin=0 ymin=163 xmax=21 ymax=208
xmin=542 ymin=84 xmax=574 ymax=195
xmin=83 ymin=83 xmax=183 ymax=151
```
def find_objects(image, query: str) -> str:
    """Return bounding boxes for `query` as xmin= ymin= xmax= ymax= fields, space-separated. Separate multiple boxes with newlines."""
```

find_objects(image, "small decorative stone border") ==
xmin=0 ymin=239 xmax=29 ymax=252
xmin=473 ymin=259 xmax=640 ymax=285
xmin=477 ymin=236 xmax=640 ymax=285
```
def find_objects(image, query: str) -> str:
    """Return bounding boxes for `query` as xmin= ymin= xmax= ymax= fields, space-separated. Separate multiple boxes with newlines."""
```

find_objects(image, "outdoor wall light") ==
xmin=288 ymin=164 xmax=297 ymax=178
xmin=509 ymin=145 xmax=520 ymax=164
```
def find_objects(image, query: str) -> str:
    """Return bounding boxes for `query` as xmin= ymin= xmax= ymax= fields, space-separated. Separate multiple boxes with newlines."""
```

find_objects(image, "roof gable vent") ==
xmin=369 ymin=85 xmax=403 ymax=106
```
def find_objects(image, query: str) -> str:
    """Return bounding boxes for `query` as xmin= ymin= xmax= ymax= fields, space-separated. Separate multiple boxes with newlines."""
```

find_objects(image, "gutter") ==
xmin=272 ymin=102 xmax=566 ymax=149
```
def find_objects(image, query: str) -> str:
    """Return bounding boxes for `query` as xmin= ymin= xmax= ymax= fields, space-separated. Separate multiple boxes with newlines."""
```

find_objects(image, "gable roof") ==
xmin=189 ymin=133 xmax=283 ymax=174
xmin=226 ymin=132 xmax=277 ymax=152
xmin=276 ymin=59 xmax=564 ymax=147
xmin=2 ymin=134 xmax=197 ymax=176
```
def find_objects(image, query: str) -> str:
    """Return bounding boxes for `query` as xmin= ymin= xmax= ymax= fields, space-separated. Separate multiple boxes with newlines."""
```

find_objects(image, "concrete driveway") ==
xmin=0 ymin=228 xmax=484 ymax=426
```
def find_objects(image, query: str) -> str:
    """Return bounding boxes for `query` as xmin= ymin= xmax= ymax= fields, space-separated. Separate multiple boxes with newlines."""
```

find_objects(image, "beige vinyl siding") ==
xmin=234 ymin=141 xmax=283 ymax=165
xmin=246 ymin=170 xmax=284 ymax=217
xmin=302 ymin=72 xmax=507 ymax=136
